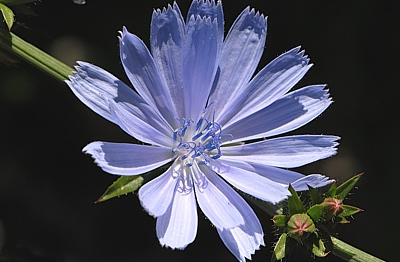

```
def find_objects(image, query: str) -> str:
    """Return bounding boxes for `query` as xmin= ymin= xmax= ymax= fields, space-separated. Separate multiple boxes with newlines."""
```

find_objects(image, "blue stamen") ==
xmin=172 ymin=114 xmax=232 ymax=165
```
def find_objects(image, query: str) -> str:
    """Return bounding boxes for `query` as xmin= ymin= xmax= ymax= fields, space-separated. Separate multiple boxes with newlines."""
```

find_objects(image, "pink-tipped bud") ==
xmin=287 ymin=214 xmax=315 ymax=241
xmin=322 ymin=197 xmax=344 ymax=216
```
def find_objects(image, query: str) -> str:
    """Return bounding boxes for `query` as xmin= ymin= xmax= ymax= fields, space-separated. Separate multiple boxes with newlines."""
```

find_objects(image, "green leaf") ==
xmin=96 ymin=176 xmax=144 ymax=203
xmin=339 ymin=204 xmax=363 ymax=218
xmin=0 ymin=3 xmax=14 ymax=30
xmin=288 ymin=184 xmax=304 ymax=215
xmin=326 ymin=182 xmax=337 ymax=198
xmin=308 ymin=185 xmax=323 ymax=205
xmin=272 ymin=233 xmax=287 ymax=261
xmin=272 ymin=214 xmax=287 ymax=227
xmin=335 ymin=173 xmax=363 ymax=200
xmin=307 ymin=204 xmax=324 ymax=222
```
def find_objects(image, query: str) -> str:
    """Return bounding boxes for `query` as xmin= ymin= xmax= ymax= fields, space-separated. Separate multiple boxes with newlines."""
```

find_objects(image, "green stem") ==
xmin=0 ymin=0 xmax=38 ymax=5
xmin=0 ymin=29 xmax=73 ymax=81
xmin=331 ymin=236 xmax=386 ymax=262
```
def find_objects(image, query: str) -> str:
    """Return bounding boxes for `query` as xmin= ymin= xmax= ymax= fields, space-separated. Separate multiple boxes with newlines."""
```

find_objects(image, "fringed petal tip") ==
xmin=291 ymin=174 xmax=335 ymax=192
xmin=218 ymin=226 xmax=264 ymax=262
xmin=241 ymin=6 xmax=268 ymax=28
xmin=65 ymin=61 xmax=86 ymax=82
xmin=82 ymin=142 xmax=105 ymax=170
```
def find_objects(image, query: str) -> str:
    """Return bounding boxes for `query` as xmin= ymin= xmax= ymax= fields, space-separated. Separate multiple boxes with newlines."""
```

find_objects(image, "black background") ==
xmin=0 ymin=0 xmax=397 ymax=261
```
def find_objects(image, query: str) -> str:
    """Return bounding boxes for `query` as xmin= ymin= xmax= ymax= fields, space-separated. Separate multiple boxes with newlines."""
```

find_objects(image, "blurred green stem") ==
xmin=0 ymin=29 xmax=73 ymax=81
xmin=331 ymin=237 xmax=385 ymax=262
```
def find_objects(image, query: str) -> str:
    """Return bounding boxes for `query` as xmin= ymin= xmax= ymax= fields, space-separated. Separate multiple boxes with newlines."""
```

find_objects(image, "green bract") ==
xmin=0 ymin=3 xmax=14 ymax=30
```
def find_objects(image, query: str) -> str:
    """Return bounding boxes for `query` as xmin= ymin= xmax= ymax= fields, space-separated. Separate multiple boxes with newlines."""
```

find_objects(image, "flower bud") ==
xmin=287 ymin=214 xmax=315 ymax=241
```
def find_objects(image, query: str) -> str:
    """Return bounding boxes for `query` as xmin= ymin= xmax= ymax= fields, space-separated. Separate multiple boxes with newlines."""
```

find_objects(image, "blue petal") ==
xmin=187 ymin=0 xmax=224 ymax=38
xmin=210 ymin=159 xmax=290 ymax=204
xmin=219 ymin=157 xmax=332 ymax=189
xmin=290 ymin=174 xmax=334 ymax=191
xmin=218 ymin=47 xmax=312 ymax=125
xmin=223 ymin=85 xmax=332 ymax=143
xmin=193 ymin=163 xmax=244 ymax=230
xmin=83 ymin=142 xmax=174 ymax=176
xmin=119 ymin=28 xmax=178 ymax=126
xmin=210 ymin=7 xmax=267 ymax=123
xmin=139 ymin=162 xmax=178 ymax=217
xmin=67 ymin=62 xmax=154 ymax=127
xmin=67 ymin=62 xmax=173 ymax=146
xmin=108 ymin=99 xmax=174 ymax=147
xmin=221 ymin=135 xmax=339 ymax=168
xmin=216 ymin=195 xmax=264 ymax=261
xmin=156 ymin=188 xmax=198 ymax=249
xmin=182 ymin=14 xmax=221 ymax=120
xmin=150 ymin=3 xmax=186 ymax=119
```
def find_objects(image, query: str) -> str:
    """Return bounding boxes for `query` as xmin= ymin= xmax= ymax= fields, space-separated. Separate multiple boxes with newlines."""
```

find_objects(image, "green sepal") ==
xmin=307 ymin=204 xmax=324 ymax=222
xmin=335 ymin=173 xmax=363 ymax=200
xmin=308 ymin=185 xmax=323 ymax=205
xmin=326 ymin=182 xmax=337 ymax=198
xmin=337 ymin=216 xmax=350 ymax=224
xmin=95 ymin=175 xmax=144 ymax=203
xmin=288 ymin=184 xmax=304 ymax=215
xmin=272 ymin=214 xmax=287 ymax=227
xmin=0 ymin=3 xmax=14 ymax=30
xmin=272 ymin=233 xmax=287 ymax=261
xmin=339 ymin=204 xmax=363 ymax=218
xmin=311 ymin=235 xmax=329 ymax=257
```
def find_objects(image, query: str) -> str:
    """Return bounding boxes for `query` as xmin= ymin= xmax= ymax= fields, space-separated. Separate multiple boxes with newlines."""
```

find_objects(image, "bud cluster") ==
xmin=272 ymin=174 xmax=363 ymax=261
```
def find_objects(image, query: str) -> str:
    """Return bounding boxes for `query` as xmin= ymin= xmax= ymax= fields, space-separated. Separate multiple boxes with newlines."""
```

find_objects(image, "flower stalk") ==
xmin=0 ymin=28 xmax=73 ymax=81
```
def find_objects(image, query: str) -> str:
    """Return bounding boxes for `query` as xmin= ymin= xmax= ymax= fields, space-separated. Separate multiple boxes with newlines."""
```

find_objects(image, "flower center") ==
xmin=171 ymin=111 xmax=232 ymax=194
xmin=172 ymin=116 xmax=225 ymax=166
xmin=172 ymin=109 xmax=232 ymax=193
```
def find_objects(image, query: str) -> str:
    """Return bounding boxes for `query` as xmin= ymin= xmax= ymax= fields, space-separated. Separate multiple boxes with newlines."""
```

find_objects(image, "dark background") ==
xmin=0 ymin=0 xmax=397 ymax=261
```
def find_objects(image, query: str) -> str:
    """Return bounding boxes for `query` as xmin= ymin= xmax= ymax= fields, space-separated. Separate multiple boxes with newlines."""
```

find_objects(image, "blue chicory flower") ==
xmin=66 ymin=1 xmax=339 ymax=261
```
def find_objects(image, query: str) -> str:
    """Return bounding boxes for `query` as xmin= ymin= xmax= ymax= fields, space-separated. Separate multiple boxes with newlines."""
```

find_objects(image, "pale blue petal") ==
xmin=139 ymin=162 xmax=178 ymax=217
xmin=290 ymin=174 xmax=334 ymax=191
xmin=219 ymin=47 xmax=312 ymax=125
xmin=193 ymin=163 xmax=244 ymax=230
xmin=219 ymin=157 xmax=332 ymax=189
xmin=83 ymin=142 xmax=174 ymax=176
xmin=182 ymin=14 xmax=221 ymax=120
xmin=210 ymin=7 xmax=267 ymax=123
xmin=156 ymin=188 xmax=198 ymax=249
xmin=210 ymin=159 xmax=290 ymax=204
xmin=223 ymin=85 xmax=332 ymax=143
xmin=108 ymin=100 xmax=173 ymax=147
xmin=119 ymin=28 xmax=177 ymax=125
xmin=187 ymin=0 xmax=224 ymax=38
xmin=221 ymin=135 xmax=339 ymax=168
xmin=150 ymin=3 xmax=186 ymax=119
xmin=217 ymin=196 xmax=264 ymax=262
xmin=67 ymin=62 xmax=152 ymax=126
xmin=67 ymin=60 xmax=174 ymax=148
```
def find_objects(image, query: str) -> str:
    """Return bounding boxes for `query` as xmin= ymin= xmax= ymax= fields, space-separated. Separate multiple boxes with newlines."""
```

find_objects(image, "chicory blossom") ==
xmin=66 ymin=0 xmax=339 ymax=261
